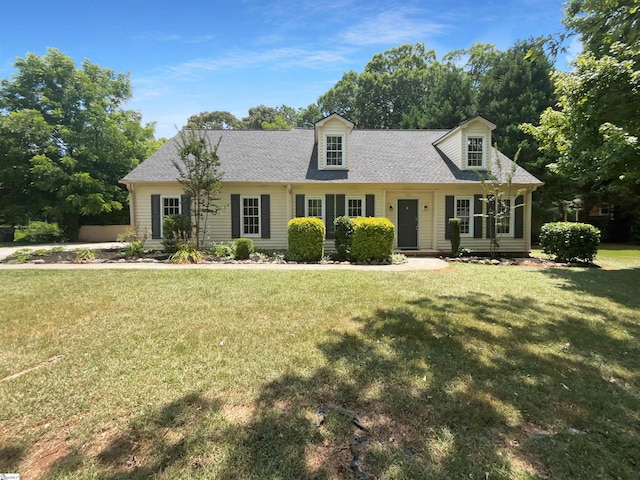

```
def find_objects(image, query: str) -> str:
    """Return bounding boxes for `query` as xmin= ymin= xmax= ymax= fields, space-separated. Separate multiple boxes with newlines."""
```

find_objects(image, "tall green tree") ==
xmin=185 ymin=111 xmax=242 ymax=130
xmin=525 ymin=0 xmax=640 ymax=217
xmin=242 ymin=104 xmax=298 ymax=130
xmin=0 ymin=48 xmax=157 ymax=237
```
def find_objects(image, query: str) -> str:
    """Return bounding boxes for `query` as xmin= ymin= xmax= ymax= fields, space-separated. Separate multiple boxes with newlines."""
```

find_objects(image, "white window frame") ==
xmin=494 ymin=198 xmax=515 ymax=237
xmin=465 ymin=135 xmax=486 ymax=169
xmin=324 ymin=134 xmax=345 ymax=169
xmin=346 ymin=196 xmax=364 ymax=218
xmin=305 ymin=196 xmax=324 ymax=221
xmin=160 ymin=195 xmax=181 ymax=236
xmin=455 ymin=196 xmax=473 ymax=237
xmin=241 ymin=196 xmax=261 ymax=237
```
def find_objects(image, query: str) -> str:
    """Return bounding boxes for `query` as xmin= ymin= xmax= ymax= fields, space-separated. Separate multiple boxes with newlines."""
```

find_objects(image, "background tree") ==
xmin=172 ymin=129 xmax=224 ymax=249
xmin=0 ymin=48 xmax=157 ymax=237
xmin=296 ymin=103 xmax=323 ymax=127
xmin=525 ymin=0 xmax=640 ymax=238
xmin=185 ymin=111 xmax=242 ymax=130
xmin=241 ymin=104 xmax=299 ymax=129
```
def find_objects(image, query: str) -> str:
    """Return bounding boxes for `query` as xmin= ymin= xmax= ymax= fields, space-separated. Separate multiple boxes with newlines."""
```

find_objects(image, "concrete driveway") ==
xmin=0 ymin=242 xmax=449 ymax=271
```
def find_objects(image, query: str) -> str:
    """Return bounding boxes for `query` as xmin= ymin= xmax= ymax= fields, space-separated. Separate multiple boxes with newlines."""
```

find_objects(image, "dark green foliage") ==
xmin=539 ymin=222 xmax=601 ymax=263
xmin=234 ymin=238 xmax=254 ymax=260
xmin=162 ymin=214 xmax=191 ymax=253
xmin=449 ymin=218 xmax=461 ymax=256
xmin=287 ymin=218 xmax=325 ymax=262
xmin=334 ymin=216 xmax=354 ymax=260
xmin=350 ymin=217 xmax=394 ymax=262
xmin=14 ymin=222 xmax=62 ymax=243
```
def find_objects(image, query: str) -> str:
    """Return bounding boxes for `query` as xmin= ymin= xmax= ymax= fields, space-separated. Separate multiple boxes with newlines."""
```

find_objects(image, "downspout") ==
xmin=286 ymin=184 xmax=292 ymax=221
xmin=126 ymin=183 xmax=135 ymax=226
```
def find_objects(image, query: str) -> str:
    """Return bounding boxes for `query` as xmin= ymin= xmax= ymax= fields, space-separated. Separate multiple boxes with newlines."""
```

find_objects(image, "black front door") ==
xmin=397 ymin=199 xmax=418 ymax=249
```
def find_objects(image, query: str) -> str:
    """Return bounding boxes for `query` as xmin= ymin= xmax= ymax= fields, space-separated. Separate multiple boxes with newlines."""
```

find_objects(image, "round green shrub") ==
xmin=539 ymin=222 xmax=600 ymax=263
xmin=350 ymin=217 xmax=395 ymax=262
xmin=235 ymin=238 xmax=254 ymax=260
xmin=288 ymin=217 xmax=325 ymax=262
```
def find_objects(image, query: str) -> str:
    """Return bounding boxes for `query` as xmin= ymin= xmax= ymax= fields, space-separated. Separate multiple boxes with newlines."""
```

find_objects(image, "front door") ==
xmin=397 ymin=199 xmax=418 ymax=249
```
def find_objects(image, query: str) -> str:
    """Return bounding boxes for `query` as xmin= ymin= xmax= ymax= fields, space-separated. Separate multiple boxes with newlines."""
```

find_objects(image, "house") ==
xmin=120 ymin=114 xmax=543 ymax=254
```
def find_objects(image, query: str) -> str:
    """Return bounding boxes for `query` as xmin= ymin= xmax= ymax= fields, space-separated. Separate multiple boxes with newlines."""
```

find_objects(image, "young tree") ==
xmin=172 ymin=129 xmax=224 ymax=249
xmin=0 ymin=48 xmax=157 ymax=237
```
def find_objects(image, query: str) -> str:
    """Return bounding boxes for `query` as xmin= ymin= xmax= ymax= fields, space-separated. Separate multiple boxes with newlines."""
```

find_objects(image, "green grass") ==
xmin=0 ymin=249 xmax=639 ymax=479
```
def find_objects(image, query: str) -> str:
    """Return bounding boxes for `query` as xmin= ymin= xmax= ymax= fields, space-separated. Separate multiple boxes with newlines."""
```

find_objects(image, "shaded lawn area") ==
xmin=0 ymin=252 xmax=638 ymax=479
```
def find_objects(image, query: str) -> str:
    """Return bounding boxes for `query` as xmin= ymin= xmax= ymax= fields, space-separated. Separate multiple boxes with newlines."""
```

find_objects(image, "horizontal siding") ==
xmin=437 ymin=130 xmax=461 ymax=166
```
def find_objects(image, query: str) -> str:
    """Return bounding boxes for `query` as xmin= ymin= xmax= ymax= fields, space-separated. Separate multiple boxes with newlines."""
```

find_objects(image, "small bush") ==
xmin=449 ymin=218 xmax=461 ymax=257
xmin=235 ymin=238 xmax=254 ymax=260
xmin=351 ymin=217 xmax=395 ymax=262
xmin=14 ymin=222 xmax=62 ymax=243
xmin=288 ymin=217 xmax=325 ymax=262
xmin=170 ymin=241 xmax=202 ymax=264
xmin=334 ymin=216 xmax=354 ymax=260
xmin=162 ymin=214 xmax=191 ymax=253
xmin=210 ymin=241 xmax=236 ymax=257
xmin=539 ymin=222 xmax=600 ymax=263
xmin=75 ymin=248 xmax=96 ymax=263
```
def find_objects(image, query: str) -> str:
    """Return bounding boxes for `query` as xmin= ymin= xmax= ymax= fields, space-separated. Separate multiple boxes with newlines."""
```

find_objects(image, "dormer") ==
xmin=314 ymin=113 xmax=354 ymax=170
xmin=433 ymin=116 xmax=496 ymax=171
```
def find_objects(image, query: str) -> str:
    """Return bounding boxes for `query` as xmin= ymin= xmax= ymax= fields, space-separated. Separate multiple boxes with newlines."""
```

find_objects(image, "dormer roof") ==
xmin=314 ymin=112 xmax=354 ymax=142
xmin=432 ymin=115 xmax=496 ymax=147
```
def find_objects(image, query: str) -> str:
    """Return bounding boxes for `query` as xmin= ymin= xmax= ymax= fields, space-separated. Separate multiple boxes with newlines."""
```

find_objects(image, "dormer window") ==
xmin=466 ymin=136 xmax=485 ymax=168
xmin=326 ymin=135 xmax=344 ymax=167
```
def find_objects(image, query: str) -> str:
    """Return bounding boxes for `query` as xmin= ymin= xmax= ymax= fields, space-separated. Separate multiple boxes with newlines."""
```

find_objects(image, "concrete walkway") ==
xmin=0 ymin=243 xmax=449 ymax=271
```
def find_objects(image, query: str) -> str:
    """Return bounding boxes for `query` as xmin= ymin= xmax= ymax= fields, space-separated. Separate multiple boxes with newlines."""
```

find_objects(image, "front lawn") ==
xmin=0 ymin=250 xmax=639 ymax=479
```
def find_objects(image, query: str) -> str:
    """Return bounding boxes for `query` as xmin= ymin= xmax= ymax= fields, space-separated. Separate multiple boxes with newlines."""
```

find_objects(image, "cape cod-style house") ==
xmin=120 ymin=113 xmax=543 ymax=254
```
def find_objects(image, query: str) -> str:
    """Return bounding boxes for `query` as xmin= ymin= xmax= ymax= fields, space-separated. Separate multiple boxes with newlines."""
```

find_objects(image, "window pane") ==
xmin=456 ymin=199 xmax=470 ymax=234
xmin=307 ymin=198 xmax=323 ymax=218
xmin=242 ymin=197 xmax=260 ymax=235
xmin=348 ymin=198 xmax=362 ymax=217
xmin=496 ymin=199 xmax=511 ymax=234
xmin=163 ymin=197 xmax=180 ymax=216
xmin=326 ymin=136 xmax=343 ymax=166
xmin=467 ymin=137 xmax=483 ymax=167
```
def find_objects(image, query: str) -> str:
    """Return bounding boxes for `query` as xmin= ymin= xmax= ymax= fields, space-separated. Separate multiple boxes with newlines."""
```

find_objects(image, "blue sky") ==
xmin=1 ymin=0 xmax=572 ymax=138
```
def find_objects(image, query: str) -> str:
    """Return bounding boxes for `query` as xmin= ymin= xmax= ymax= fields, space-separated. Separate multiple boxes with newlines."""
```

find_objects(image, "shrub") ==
xmin=334 ymin=216 xmax=354 ymax=260
xmin=350 ymin=217 xmax=395 ymax=262
xmin=75 ymin=248 xmax=96 ymax=263
xmin=539 ymin=222 xmax=600 ymax=263
xmin=170 ymin=241 xmax=202 ymax=264
xmin=288 ymin=217 xmax=325 ymax=262
xmin=210 ymin=241 xmax=235 ymax=257
xmin=162 ymin=214 xmax=191 ymax=253
xmin=449 ymin=218 xmax=461 ymax=257
xmin=235 ymin=238 xmax=254 ymax=260
xmin=14 ymin=222 xmax=62 ymax=243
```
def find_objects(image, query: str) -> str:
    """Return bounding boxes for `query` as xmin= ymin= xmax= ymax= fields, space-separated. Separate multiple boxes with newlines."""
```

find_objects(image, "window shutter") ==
xmin=486 ymin=196 xmax=496 ymax=239
xmin=325 ymin=194 xmax=335 ymax=239
xmin=445 ymin=195 xmax=454 ymax=239
xmin=514 ymin=195 xmax=524 ymax=238
xmin=151 ymin=195 xmax=161 ymax=239
xmin=261 ymin=194 xmax=270 ymax=239
xmin=365 ymin=194 xmax=375 ymax=217
xmin=336 ymin=194 xmax=345 ymax=217
xmin=474 ymin=195 xmax=483 ymax=239
xmin=231 ymin=194 xmax=240 ymax=238
xmin=295 ymin=194 xmax=305 ymax=217
xmin=180 ymin=195 xmax=191 ymax=219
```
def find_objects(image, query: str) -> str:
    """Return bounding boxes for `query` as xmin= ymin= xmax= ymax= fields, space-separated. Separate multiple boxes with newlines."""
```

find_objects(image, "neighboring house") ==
xmin=120 ymin=114 xmax=543 ymax=254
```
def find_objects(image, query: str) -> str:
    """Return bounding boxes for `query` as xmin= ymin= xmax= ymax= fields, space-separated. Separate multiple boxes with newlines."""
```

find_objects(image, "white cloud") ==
xmin=132 ymin=32 xmax=214 ymax=44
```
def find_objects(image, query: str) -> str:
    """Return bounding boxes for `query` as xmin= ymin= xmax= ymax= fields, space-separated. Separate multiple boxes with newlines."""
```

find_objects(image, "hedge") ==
xmin=539 ymin=222 xmax=600 ymax=263
xmin=350 ymin=217 xmax=395 ymax=262
xmin=288 ymin=217 xmax=325 ymax=262
xmin=234 ymin=238 xmax=254 ymax=260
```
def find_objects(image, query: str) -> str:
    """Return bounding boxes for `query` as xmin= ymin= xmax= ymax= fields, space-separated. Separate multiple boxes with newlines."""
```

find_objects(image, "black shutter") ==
xmin=474 ymin=194 xmax=483 ymax=238
xmin=336 ymin=194 xmax=345 ymax=217
xmin=365 ymin=194 xmax=375 ymax=217
xmin=514 ymin=195 xmax=524 ymax=238
xmin=326 ymin=194 xmax=335 ymax=239
xmin=295 ymin=194 xmax=305 ymax=217
xmin=231 ymin=194 xmax=240 ymax=238
xmin=151 ymin=195 xmax=161 ymax=239
xmin=261 ymin=194 xmax=270 ymax=239
xmin=445 ymin=195 xmax=454 ymax=239
xmin=181 ymin=195 xmax=191 ymax=219
xmin=486 ymin=196 xmax=496 ymax=239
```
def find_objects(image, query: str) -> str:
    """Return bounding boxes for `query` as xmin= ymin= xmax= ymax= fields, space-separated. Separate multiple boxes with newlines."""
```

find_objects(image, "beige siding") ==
xmin=434 ymin=186 xmax=533 ymax=253
xmin=436 ymin=130 xmax=461 ymax=165
xmin=316 ymin=116 xmax=351 ymax=170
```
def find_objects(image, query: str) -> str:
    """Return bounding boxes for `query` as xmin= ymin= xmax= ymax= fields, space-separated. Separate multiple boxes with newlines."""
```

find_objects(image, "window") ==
xmin=466 ymin=136 xmax=484 ymax=168
xmin=161 ymin=196 xmax=181 ymax=235
xmin=455 ymin=197 xmax=472 ymax=236
xmin=242 ymin=196 xmax=260 ymax=236
xmin=347 ymin=196 xmax=364 ymax=217
xmin=306 ymin=197 xmax=324 ymax=219
xmin=325 ymin=135 xmax=343 ymax=167
xmin=496 ymin=199 xmax=512 ymax=235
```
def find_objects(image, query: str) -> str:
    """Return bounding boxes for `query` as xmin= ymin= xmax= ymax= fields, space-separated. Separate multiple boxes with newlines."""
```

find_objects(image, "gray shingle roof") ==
xmin=121 ymin=128 xmax=542 ymax=185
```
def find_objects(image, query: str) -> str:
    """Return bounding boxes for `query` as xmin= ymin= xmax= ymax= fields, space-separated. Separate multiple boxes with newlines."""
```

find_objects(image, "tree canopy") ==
xmin=0 ymin=48 xmax=158 ymax=237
